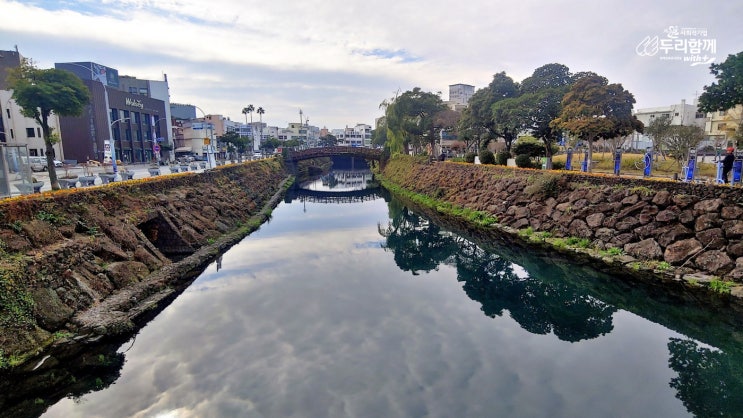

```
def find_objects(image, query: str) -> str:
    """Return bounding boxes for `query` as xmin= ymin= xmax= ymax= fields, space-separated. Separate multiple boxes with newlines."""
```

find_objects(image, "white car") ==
xmin=253 ymin=152 xmax=263 ymax=160
xmin=54 ymin=160 xmax=63 ymax=167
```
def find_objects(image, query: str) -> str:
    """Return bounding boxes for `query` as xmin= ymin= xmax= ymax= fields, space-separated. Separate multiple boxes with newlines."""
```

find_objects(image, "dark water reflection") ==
xmin=5 ymin=173 xmax=742 ymax=417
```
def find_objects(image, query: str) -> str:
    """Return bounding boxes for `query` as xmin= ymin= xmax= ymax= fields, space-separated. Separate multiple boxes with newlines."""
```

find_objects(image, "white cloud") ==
xmin=2 ymin=0 xmax=741 ymax=128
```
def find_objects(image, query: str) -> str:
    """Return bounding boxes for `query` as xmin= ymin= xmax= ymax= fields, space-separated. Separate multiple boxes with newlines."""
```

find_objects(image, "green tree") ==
xmin=380 ymin=88 xmax=447 ymax=155
xmin=664 ymin=125 xmax=705 ymax=168
xmin=463 ymin=72 xmax=520 ymax=152
xmin=697 ymin=51 xmax=743 ymax=112
xmin=550 ymin=74 xmax=643 ymax=172
xmin=256 ymin=107 xmax=265 ymax=148
xmin=644 ymin=114 xmax=673 ymax=154
xmin=217 ymin=131 xmax=248 ymax=162
xmin=319 ymin=134 xmax=338 ymax=147
xmin=7 ymin=59 xmax=90 ymax=190
xmin=698 ymin=51 xmax=743 ymax=146
xmin=242 ymin=104 xmax=255 ymax=147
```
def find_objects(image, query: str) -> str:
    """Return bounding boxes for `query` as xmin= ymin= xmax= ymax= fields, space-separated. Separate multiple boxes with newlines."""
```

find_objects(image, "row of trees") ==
xmin=458 ymin=64 xmax=643 ymax=170
xmin=379 ymin=51 xmax=743 ymax=172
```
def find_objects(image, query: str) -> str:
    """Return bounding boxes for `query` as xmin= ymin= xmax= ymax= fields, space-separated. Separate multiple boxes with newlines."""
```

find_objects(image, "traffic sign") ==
xmin=153 ymin=144 xmax=161 ymax=152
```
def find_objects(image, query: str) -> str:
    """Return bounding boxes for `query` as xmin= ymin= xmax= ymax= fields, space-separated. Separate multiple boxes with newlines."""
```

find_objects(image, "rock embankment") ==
xmin=0 ymin=160 xmax=288 ymax=365
xmin=381 ymin=156 xmax=743 ymax=292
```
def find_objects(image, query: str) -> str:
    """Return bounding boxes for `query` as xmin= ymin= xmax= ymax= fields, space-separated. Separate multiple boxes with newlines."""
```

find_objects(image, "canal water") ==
xmin=11 ymin=170 xmax=743 ymax=417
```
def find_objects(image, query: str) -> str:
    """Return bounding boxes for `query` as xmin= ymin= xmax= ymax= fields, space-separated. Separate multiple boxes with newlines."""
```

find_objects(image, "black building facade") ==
xmin=56 ymin=62 xmax=168 ymax=164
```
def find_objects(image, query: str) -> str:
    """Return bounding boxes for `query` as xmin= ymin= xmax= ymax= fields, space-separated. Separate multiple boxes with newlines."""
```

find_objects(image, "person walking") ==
xmin=722 ymin=147 xmax=735 ymax=183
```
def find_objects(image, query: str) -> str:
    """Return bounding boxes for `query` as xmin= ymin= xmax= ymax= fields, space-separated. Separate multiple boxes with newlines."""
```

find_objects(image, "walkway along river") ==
xmin=2 ymin=170 xmax=743 ymax=417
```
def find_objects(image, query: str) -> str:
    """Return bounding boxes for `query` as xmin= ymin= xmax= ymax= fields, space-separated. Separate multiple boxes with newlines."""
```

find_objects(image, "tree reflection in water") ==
xmin=379 ymin=199 xmax=614 ymax=342
xmin=380 ymin=197 xmax=743 ymax=414
xmin=667 ymin=338 xmax=743 ymax=417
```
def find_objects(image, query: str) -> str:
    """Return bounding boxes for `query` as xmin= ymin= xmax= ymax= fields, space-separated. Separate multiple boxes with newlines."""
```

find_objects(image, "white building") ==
xmin=0 ymin=50 xmax=65 ymax=164
xmin=331 ymin=124 xmax=372 ymax=147
xmin=446 ymin=83 xmax=474 ymax=111
xmin=629 ymin=99 xmax=706 ymax=150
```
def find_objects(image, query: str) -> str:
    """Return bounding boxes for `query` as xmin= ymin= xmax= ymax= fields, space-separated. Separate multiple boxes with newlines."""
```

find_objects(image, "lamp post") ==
xmin=194 ymin=106 xmax=215 ymax=169
xmin=108 ymin=117 xmax=129 ymax=181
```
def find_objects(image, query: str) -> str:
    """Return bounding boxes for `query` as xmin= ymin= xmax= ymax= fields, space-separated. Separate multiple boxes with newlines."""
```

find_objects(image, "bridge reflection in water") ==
xmin=286 ymin=169 xmax=387 ymax=204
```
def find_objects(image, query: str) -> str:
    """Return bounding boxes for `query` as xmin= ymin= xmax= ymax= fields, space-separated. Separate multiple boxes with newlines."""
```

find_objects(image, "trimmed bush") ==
xmin=515 ymin=154 xmax=533 ymax=168
xmin=551 ymin=160 xmax=565 ymax=170
xmin=479 ymin=149 xmax=495 ymax=165
xmin=464 ymin=152 xmax=477 ymax=163
xmin=495 ymin=152 xmax=509 ymax=166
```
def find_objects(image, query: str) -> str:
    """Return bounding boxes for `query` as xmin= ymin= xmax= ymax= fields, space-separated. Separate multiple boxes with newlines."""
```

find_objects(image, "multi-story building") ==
xmin=55 ymin=61 xmax=171 ymax=164
xmin=446 ymin=83 xmax=474 ymax=111
xmin=704 ymin=105 xmax=742 ymax=147
xmin=331 ymin=124 xmax=372 ymax=147
xmin=171 ymin=103 xmax=197 ymax=120
xmin=0 ymin=49 xmax=64 ymax=161
xmin=629 ymin=100 xmax=706 ymax=150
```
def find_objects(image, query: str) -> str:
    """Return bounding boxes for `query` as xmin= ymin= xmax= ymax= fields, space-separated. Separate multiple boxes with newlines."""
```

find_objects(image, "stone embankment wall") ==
xmin=381 ymin=156 xmax=743 ymax=284
xmin=0 ymin=160 xmax=288 ymax=363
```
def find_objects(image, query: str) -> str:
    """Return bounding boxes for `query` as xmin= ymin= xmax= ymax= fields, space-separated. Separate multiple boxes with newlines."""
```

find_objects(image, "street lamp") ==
xmin=108 ymin=117 xmax=129 ymax=180
xmin=194 ymin=106 xmax=215 ymax=169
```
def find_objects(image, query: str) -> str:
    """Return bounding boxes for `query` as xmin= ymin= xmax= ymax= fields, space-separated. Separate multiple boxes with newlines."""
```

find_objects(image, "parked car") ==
xmin=54 ymin=159 xmax=63 ymax=167
xmin=28 ymin=156 xmax=47 ymax=172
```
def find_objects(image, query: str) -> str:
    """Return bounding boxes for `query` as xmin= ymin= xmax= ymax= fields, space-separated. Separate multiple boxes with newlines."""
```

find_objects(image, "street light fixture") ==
xmin=193 ymin=106 xmax=215 ymax=169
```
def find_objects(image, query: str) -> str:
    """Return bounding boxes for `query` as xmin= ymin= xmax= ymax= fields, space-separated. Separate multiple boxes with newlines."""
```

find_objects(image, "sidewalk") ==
xmin=5 ymin=162 xmax=219 ymax=198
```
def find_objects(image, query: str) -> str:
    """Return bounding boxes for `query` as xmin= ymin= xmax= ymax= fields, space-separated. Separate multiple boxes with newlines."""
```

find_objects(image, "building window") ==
xmin=5 ymin=109 xmax=9 ymax=118
xmin=37 ymin=127 xmax=41 ymax=137
xmin=129 ymin=87 xmax=137 ymax=94
xmin=29 ymin=149 xmax=38 ymax=156
xmin=10 ymin=129 xmax=14 ymax=139
xmin=111 ymin=109 xmax=119 ymax=123
xmin=136 ymin=130 xmax=142 ymax=141
xmin=674 ymin=112 xmax=679 ymax=116
xmin=139 ymin=88 xmax=148 ymax=95
xmin=133 ymin=112 xmax=140 ymax=124
xmin=26 ymin=127 xmax=35 ymax=138
xmin=125 ymin=129 xmax=132 ymax=141
xmin=123 ymin=110 xmax=130 ymax=119
xmin=719 ymin=110 xmax=727 ymax=116
xmin=695 ymin=112 xmax=705 ymax=118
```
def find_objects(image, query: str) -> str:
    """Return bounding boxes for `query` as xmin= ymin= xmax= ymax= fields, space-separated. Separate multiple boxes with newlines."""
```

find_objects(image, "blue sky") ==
xmin=1 ymin=0 xmax=741 ymax=130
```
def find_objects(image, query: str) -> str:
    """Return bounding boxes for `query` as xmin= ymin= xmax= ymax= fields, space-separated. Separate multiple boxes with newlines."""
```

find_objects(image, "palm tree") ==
xmin=241 ymin=104 xmax=254 ymax=150
xmin=256 ymin=107 xmax=265 ymax=152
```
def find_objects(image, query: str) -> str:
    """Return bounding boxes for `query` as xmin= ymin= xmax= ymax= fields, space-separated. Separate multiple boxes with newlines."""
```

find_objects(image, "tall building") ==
xmin=447 ymin=84 xmax=475 ymax=110
xmin=55 ymin=62 xmax=170 ymax=164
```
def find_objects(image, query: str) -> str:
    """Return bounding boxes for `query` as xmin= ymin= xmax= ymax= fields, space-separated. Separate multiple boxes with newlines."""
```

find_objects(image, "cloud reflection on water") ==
xmin=42 ymin=199 xmax=689 ymax=418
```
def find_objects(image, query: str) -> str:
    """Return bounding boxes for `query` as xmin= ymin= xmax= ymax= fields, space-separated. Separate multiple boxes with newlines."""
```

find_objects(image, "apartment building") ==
xmin=446 ymin=83 xmax=474 ymax=111
xmin=705 ymin=105 xmax=742 ymax=147
xmin=0 ymin=50 xmax=64 ymax=160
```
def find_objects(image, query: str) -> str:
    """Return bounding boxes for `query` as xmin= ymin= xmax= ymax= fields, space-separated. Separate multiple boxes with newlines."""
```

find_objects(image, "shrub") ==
xmin=551 ymin=160 xmax=565 ymax=170
xmin=495 ymin=152 xmax=509 ymax=165
xmin=515 ymin=154 xmax=533 ymax=168
xmin=524 ymin=173 xmax=561 ymax=198
xmin=464 ymin=152 xmax=477 ymax=163
xmin=479 ymin=149 xmax=495 ymax=165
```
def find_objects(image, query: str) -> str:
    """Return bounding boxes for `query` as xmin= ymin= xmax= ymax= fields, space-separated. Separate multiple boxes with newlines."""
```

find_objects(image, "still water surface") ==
xmin=35 ymin=171 xmax=743 ymax=417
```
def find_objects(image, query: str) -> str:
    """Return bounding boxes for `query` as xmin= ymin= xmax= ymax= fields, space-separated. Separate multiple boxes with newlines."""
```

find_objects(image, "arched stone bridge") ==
xmin=284 ymin=146 xmax=383 ymax=163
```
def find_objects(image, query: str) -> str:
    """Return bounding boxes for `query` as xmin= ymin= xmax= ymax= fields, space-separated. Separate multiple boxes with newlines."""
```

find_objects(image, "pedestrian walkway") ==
xmin=5 ymin=161 xmax=232 ymax=198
